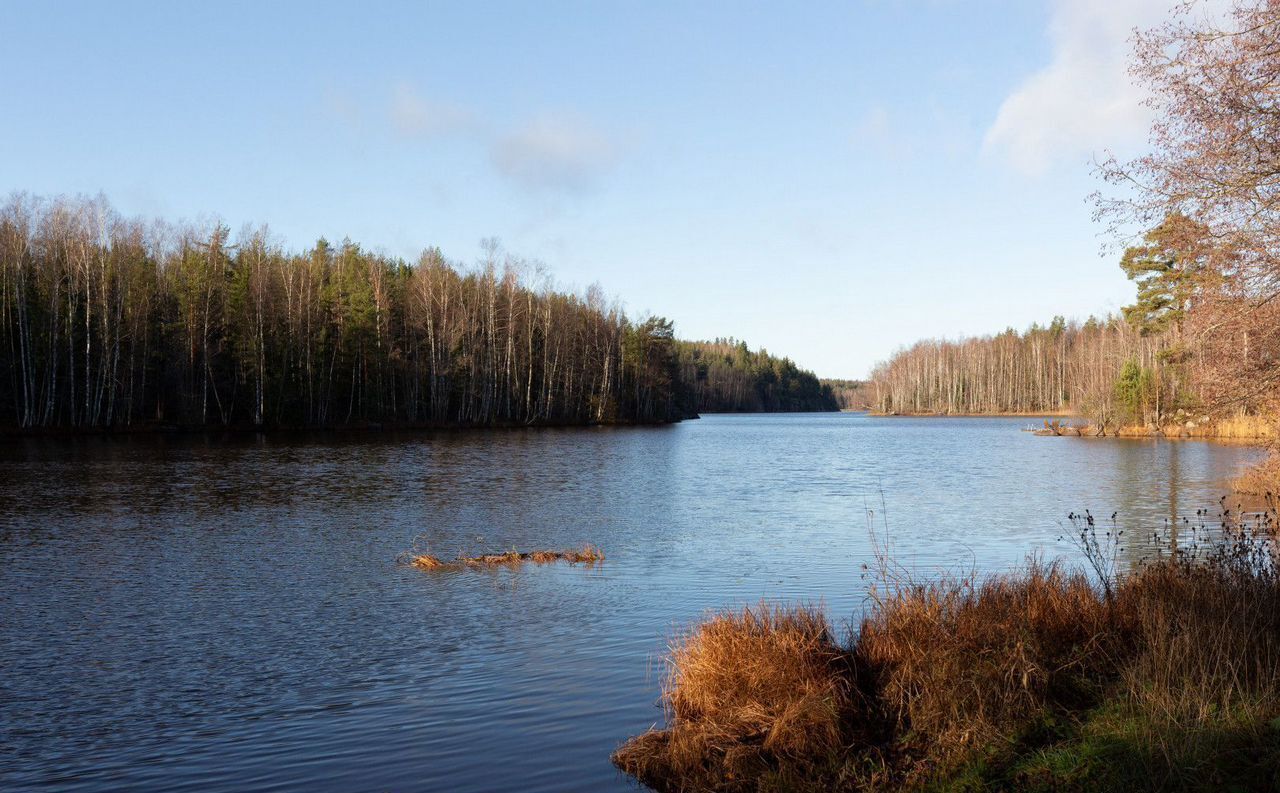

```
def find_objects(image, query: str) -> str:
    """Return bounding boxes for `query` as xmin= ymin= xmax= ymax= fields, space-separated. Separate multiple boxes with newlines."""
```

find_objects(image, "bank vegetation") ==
xmin=615 ymin=507 xmax=1280 ymax=791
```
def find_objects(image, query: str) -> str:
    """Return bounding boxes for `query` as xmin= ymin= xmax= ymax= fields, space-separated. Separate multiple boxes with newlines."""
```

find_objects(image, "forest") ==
xmin=869 ymin=214 xmax=1280 ymax=429
xmin=676 ymin=339 xmax=838 ymax=413
xmin=0 ymin=196 xmax=843 ymax=432
xmin=868 ymin=315 xmax=1179 ymax=422
xmin=821 ymin=378 xmax=870 ymax=411
xmin=0 ymin=195 xmax=689 ymax=430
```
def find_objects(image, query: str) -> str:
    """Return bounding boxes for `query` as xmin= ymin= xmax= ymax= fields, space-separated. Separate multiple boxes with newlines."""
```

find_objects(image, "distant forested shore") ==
xmin=865 ymin=213 xmax=1280 ymax=436
xmin=865 ymin=306 xmax=1276 ymax=436
xmin=677 ymin=339 xmax=839 ymax=413
xmin=0 ymin=194 xmax=834 ymax=433
xmin=868 ymin=315 xmax=1171 ymax=419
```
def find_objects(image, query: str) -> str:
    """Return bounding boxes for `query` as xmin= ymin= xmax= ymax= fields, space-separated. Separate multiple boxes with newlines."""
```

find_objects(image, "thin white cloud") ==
xmin=853 ymin=99 xmax=977 ymax=163
xmin=490 ymin=113 xmax=618 ymax=193
xmin=324 ymin=87 xmax=363 ymax=129
xmin=983 ymin=0 xmax=1170 ymax=175
xmin=378 ymin=84 xmax=619 ymax=194
xmin=390 ymin=82 xmax=474 ymax=139
xmin=851 ymin=105 xmax=914 ymax=161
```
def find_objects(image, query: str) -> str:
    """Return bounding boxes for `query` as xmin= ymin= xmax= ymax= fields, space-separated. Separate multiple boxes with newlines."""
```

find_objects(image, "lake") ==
xmin=0 ymin=413 xmax=1264 ymax=792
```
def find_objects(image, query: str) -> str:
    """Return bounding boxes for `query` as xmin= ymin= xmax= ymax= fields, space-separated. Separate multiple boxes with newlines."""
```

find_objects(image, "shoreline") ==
xmin=0 ymin=415 xmax=692 ymax=440
xmin=870 ymin=410 xmax=1077 ymax=418
xmin=0 ymin=409 xmax=916 ymax=438
xmin=1032 ymin=416 xmax=1275 ymax=441
xmin=868 ymin=411 xmax=1276 ymax=441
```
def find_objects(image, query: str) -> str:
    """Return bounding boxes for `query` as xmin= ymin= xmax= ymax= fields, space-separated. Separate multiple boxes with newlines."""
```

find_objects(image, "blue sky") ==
xmin=0 ymin=0 xmax=1178 ymax=378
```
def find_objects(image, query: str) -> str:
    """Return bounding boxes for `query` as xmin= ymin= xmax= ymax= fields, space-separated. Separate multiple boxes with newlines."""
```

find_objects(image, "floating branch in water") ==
xmin=401 ymin=545 xmax=604 ymax=571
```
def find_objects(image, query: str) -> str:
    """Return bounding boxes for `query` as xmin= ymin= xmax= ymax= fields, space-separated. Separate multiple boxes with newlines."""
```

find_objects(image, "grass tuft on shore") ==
xmin=613 ymin=603 xmax=855 ymax=792
xmin=858 ymin=560 xmax=1121 ymax=769
xmin=614 ymin=524 xmax=1280 ymax=791
xmin=1236 ymin=447 xmax=1280 ymax=498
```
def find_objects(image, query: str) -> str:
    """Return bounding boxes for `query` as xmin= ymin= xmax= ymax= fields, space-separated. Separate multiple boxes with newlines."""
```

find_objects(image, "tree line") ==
xmin=675 ymin=339 xmax=838 ymax=412
xmin=821 ymin=378 xmax=871 ymax=411
xmin=0 ymin=194 xmax=688 ymax=430
xmin=867 ymin=315 xmax=1196 ymax=424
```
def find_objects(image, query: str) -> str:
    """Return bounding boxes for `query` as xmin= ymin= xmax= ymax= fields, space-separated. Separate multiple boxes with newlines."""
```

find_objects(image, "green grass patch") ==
xmin=929 ymin=702 xmax=1280 ymax=792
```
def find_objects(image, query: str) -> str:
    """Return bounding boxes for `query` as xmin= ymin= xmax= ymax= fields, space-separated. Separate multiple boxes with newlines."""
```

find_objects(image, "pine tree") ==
xmin=1118 ymin=213 xmax=1207 ymax=337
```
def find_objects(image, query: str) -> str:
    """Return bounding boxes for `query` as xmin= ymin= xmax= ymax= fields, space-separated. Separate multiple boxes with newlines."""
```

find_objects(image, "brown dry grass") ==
xmin=1062 ymin=414 xmax=1275 ymax=439
xmin=403 ymin=544 xmax=604 ymax=571
xmin=614 ymin=532 xmax=1280 ymax=792
xmin=856 ymin=561 xmax=1123 ymax=768
xmin=1117 ymin=548 xmax=1280 ymax=740
xmin=561 ymin=545 xmax=606 ymax=564
xmin=1235 ymin=448 xmax=1280 ymax=498
xmin=612 ymin=603 xmax=857 ymax=792
xmin=409 ymin=554 xmax=447 ymax=570
xmin=1201 ymin=414 xmax=1277 ymax=439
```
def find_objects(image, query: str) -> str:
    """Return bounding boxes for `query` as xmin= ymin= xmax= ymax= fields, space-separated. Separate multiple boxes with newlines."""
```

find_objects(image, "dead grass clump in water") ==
xmin=462 ymin=551 xmax=524 ymax=567
xmin=409 ymin=554 xmax=447 ymax=570
xmin=561 ymin=545 xmax=605 ymax=564
xmin=401 ymin=543 xmax=605 ymax=571
xmin=612 ymin=602 xmax=855 ymax=792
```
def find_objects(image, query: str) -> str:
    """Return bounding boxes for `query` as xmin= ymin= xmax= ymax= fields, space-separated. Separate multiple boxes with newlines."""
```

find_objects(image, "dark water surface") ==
xmin=0 ymin=414 xmax=1264 ymax=792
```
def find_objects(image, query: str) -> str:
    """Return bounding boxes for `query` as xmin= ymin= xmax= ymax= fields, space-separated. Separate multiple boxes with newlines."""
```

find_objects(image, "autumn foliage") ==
xmin=1098 ymin=0 xmax=1280 ymax=418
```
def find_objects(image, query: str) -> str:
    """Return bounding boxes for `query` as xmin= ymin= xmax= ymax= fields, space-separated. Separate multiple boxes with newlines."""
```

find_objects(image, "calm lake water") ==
xmin=0 ymin=414 xmax=1265 ymax=792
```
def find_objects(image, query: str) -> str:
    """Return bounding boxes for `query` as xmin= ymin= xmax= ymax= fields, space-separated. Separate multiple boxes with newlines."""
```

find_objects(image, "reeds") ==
xmin=1235 ymin=448 xmax=1280 ymax=499
xmin=401 ymin=543 xmax=604 ymax=571
xmin=1067 ymin=415 xmax=1277 ymax=439
xmin=614 ymin=522 xmax=1280 ymax=791
xmin=1203 ymin=414 xmax=1277 ymax=440
xmin=612 ymin=603 xmax=857 ymax=793
xmin=859 ymin=561 xmax=1120 ymax=766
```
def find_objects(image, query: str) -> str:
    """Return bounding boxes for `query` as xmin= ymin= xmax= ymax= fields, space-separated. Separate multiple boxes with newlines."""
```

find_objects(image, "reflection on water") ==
xmin=0 ymin=414 xmax=1264 ymax=792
